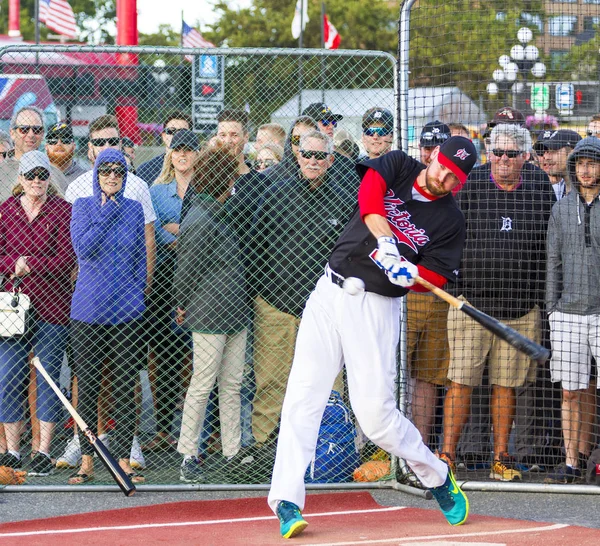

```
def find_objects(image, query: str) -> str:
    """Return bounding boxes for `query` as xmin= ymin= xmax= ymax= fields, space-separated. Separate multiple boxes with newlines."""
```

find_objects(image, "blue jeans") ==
xmin=0 ymin=321 xmax=69 ymax=423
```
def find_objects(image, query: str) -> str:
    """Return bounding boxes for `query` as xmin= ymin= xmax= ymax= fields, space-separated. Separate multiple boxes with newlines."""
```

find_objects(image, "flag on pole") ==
xmin=292 ymin=0 xmax=309 ymax=40
xmin=323 ymin=14 xmax=341 ymax=49
xmin=182 ymin=20 xmax=215 ymax=62
xmin=39 ymin=0 xmax=50 ymax=23
xmin=45 ymin=0 xmax=79 ymax=39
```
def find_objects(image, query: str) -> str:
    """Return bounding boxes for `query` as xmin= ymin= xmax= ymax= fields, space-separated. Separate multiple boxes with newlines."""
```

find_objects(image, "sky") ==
xmin=137 ymin=0 xmax=252 ymax=34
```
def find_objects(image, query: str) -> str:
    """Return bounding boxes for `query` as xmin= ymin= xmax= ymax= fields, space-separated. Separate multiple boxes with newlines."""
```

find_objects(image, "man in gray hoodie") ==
xmin=545 ymin=136 xmax=600 ymax=484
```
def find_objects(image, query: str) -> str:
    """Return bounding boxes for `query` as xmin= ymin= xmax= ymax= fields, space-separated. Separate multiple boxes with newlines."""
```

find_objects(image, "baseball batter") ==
xmin=267 ymin=136 xmax=477 ymax=538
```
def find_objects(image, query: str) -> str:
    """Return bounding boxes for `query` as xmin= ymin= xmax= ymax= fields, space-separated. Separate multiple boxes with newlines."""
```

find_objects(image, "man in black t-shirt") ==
xmin=267 ymin=136 xmax=477 ymax=538
xmin=440 ymin=124 xmax=555 ymax=482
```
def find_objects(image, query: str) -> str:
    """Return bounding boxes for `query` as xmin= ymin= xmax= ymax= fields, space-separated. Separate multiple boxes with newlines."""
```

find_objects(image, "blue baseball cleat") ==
xmin=276 ymin=500 xmax=308 ymax=538
xmin=429 ymin=463 xmax=469 ymax=526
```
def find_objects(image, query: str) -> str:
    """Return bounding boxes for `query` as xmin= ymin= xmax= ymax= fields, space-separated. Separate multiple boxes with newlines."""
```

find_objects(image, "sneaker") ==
xmin=28 ymin=452 xmax=54 ymax=477
xmin=544 ymin=463 xmax=582 ymax=484
xmin=490 ymin=457 xmax=522 ymax=482
xmin=180 ymin=456 xmax=204 ymax=483
xmin=276 ymin=500 xmax=308 ymax=538
xmin=130 ymin=436 xmax=146 ymax=470
xmin=0 ymin=453 xmax=22 ymax=471
xmin=515 ymin=457 xmax=546 ymax=473
xmin=429 ymin=464 xmax=469 ymax=526
xmin=56 ymin=436 xmax=82 ymax=469
xmin=438 ymin=452 xmax=456 ymax=474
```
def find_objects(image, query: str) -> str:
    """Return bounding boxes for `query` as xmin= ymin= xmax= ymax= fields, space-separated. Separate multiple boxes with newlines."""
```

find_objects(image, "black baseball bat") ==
xmin=32 ymin=357 xmax=136 ymax=496
xmin=415 ymin=277 xmax=550 ymax=362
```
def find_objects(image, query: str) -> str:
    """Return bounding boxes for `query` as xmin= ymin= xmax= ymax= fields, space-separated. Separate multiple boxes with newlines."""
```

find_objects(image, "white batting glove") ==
xmin=374 ymin=236 xmax=401 ymax=271
xmin=386 ymin=259 xmax=418 ymax=288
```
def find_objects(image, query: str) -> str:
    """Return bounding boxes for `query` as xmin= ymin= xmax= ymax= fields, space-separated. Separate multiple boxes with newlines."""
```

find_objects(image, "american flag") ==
xmin=41 ymin=0 xmax=79 ymax=40
xmin=182 ymin=20 xmax=214 ymax=61
xmin=39 ymin=0 xmax=50 ymax=23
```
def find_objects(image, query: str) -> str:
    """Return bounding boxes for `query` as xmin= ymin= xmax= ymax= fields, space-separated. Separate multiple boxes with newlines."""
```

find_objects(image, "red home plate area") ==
xmin=0 ymin=492 xmax=598 ymax=546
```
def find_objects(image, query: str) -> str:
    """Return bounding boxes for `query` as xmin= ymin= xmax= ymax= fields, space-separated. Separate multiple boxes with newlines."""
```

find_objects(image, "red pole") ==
xmin=115 ymin=0 xmax=141 ymax=145
xmin=8 ymin=0 xmax=21 ymax=37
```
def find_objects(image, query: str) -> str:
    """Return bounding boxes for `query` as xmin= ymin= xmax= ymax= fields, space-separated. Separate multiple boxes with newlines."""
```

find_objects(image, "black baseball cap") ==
xmin=420 ymin=121 xmax=451 ymax=147
xmin=437 ymin=136 xmax=477 ymax=184
xmin=169 ymin=129 xmax=199 ymax=150
xmin=121 ymin=136 xmax=136 ymax=149
xmin=534 ymin=129 xmax=582 ymax=153
xmin=362 ymin=108 xmax=394 ymax=131
xmin=302 ymin=102 xmax=343 ymax=122
xmin=46 ymin=122 xmax=73 ymax=140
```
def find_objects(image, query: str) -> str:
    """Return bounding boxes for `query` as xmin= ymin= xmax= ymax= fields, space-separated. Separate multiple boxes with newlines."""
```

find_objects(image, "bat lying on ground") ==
xmin=414 ymin=276 xmax=550 ymax=363
xmin=32 ymin=357 xmax=136 ymax=497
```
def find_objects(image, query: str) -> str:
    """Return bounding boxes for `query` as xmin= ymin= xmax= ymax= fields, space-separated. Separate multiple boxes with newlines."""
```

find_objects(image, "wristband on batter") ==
xmin=377 ymin=236 xmax=395 ymax=246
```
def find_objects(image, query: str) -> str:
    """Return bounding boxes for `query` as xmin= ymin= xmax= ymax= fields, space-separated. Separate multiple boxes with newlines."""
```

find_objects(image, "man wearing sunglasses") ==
xmin=137 ymin=111 xmax=192 ymax=186
xmin=45 ymin=122 xmax=87 ymax=184
xmin=0 ymin=107 xmax=68 ymax=202
xmin=534 ymin=129 xmax=581 ymax=200
xmin=440 ymin=123 xmax=555 ymax=483
xmin=239 ymin=130 xmax=354 ymax=484
xmin=361 ymin=107 xmax=394 ymax=161
xmin=301 ymin=103 xmax=343 ymax=139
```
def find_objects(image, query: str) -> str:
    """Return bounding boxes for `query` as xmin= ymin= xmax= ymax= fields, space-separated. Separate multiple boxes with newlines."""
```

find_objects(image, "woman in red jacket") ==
xmin=0 ymin=151 xmax=76 ymax=477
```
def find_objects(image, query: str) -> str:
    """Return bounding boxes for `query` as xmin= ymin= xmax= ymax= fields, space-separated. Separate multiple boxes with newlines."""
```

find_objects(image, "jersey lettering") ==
xmin=383 ymin=189 xmax=430 ymax=252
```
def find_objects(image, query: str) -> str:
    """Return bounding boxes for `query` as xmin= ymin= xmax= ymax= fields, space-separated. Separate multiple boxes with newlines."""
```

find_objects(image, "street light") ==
xmin=488 ymin=27 xmax=546 ymax=113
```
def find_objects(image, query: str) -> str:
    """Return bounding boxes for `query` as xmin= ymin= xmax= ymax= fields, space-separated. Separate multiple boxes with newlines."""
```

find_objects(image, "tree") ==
xmin=205 ymin=0 xmax=397 ymax=52
xmin=408 ymin=1 xmax=546 ymax=104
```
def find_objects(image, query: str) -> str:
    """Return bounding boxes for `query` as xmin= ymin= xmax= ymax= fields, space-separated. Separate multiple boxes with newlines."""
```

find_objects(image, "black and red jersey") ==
xmin=329 ymin=150 xmax=466 ymax=297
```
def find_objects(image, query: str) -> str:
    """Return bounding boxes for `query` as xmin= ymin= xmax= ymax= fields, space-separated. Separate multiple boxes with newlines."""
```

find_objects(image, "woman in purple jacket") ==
xmin=0 ymin=151 xmax=76 ymax=477
xmin=68 ymin=149 xmax=146 ymax=484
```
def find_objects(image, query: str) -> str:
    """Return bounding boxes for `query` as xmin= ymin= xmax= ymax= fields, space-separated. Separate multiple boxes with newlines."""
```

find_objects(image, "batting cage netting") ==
xmin=0 ymin=0 xmax=599 ymax=492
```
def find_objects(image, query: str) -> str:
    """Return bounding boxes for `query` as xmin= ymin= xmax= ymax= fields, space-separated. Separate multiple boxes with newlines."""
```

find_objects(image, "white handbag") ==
xmin=0 ymin=278 xmax=31 ymax=338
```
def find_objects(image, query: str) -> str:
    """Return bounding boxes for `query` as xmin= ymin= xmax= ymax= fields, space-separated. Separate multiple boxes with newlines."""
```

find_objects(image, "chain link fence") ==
xmin=1 ymin=0 xmax=600 ymax=494
xmin=0 ymin=44 xmax=402 ymax=489
xmin=399 ymin=0 xmax=600 ymax=491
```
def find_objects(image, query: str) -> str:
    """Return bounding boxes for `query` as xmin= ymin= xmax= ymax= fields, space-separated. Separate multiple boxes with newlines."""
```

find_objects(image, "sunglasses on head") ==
xmin=98 ymin=164 xmax=126 ymax=177
xmin=492 ymin=149 xmax=522 ymax=159
xmin=254 ymin=158 xmax=277 ymax=169
xmin=15 ymin=125 xmax=44 ymax=136
xmin=23 ymin=168 xmax=50 ymax=181
xmin=46 ymin=136 xmax=74 ymax=145
xmin=364 ymin=126 xmax=392 ymax=137
xmin=320 ymin=119 xmax=337 ymax=127
xmin=164 ymin=127 xmax=184 ymax=136
xmin=300 ymin=150 xmax=329 ymax=160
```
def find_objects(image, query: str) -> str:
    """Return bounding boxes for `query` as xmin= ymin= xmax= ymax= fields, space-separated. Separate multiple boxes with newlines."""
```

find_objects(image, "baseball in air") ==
xmin=343 ymin=277 xmax=365 ymax=295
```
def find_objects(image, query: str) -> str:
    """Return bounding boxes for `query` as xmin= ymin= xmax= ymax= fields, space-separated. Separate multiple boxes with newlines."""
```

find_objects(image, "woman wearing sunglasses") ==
xmin=68 ymin=149 xmax=147 ymax=484
xmin=0 ymin=151 xmax=76 ymax=477
xmin=143 ymin=130 xmax=200 ymax=452
xmin=253 ymin=143 xmax=283 ymax=172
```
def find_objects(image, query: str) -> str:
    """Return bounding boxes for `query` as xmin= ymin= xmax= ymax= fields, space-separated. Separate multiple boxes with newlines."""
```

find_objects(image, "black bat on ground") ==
xmin=32 ymin=357 xmax=136 ymax=496
xmin=414 ymin=276 xmax=550 ymax=363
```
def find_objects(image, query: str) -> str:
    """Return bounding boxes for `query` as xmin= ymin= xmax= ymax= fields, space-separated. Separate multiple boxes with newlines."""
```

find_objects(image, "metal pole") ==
xmin=298 ymin=0 xmax=305 ymax=115
xmin=320 ymin=1 xmax=326 ymax=104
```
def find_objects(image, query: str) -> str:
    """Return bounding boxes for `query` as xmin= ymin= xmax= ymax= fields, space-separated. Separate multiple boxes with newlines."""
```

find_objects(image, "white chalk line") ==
xmin=0 ymin=506 xmax=405 ymax=538
xmin=302 ymin=522 xmax=572 ymax=545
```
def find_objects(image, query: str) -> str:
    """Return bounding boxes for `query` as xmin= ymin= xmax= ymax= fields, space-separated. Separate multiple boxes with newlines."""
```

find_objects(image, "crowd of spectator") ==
xmin=0 ymin=100 xmax=598 ymax=487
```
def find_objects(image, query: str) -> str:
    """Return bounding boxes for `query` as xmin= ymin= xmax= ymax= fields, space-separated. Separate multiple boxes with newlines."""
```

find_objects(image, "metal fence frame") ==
xmin=0 ymin=43 xmax=415 ymax=494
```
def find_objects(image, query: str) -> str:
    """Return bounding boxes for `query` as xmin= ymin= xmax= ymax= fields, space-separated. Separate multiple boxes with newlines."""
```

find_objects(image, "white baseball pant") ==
xmin=268 ymin=273 xmax=448 ymax=513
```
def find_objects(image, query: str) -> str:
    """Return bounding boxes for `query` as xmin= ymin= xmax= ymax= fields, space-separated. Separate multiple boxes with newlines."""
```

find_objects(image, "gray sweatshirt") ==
xmin=546 ymin=137 xmax=600 ymax=315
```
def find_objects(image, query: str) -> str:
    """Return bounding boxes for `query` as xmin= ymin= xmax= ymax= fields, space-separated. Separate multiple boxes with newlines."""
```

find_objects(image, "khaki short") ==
xmin=407 ymin=292 xmax=450 ymax=386
xmin=447 ymin=297 xmax=540 ymax=388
